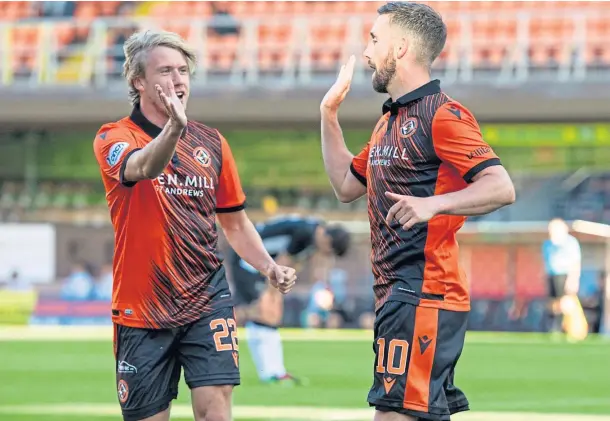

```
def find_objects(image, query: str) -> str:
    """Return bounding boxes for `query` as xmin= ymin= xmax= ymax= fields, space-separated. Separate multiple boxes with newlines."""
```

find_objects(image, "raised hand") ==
xmin=156 ymin=80 xmax=187 ymax=129
xmin=321 ymin=55 xmax=356 ymax=113
xmin=265 ymin=264 xmax=297 ymax=295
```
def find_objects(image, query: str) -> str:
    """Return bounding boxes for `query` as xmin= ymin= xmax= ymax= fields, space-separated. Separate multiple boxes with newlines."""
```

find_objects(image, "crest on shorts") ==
xmin=193 ymin=147 xmax=211 ymax=167
xmin=118 ymin=379 xmax=129 ymax=403
xmin=399 ymin=118 xmax=418 ymax=138
xmin=232 ymin=351 xmax=239 ymax=368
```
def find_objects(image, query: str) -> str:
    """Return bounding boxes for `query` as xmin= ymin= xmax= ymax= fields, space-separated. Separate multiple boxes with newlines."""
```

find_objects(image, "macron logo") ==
xmin=418 ymin=335 xmax=433 ymax=355
xmin=106 ymin=142 xmax=129 ymax=167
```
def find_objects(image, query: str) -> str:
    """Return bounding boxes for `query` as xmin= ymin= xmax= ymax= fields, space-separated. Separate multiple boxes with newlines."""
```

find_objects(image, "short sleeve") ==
xmin=350 ymin=115 xmax=387 ymax=186
xmin=350 ymin=142 xmax=370 ymax=186
xmin=216 ymin=132 xmax=246 ymax=213
xmin=432 ymin=102 xmax=501 ymax=183
xmin=93 ymin=128 xmax=141 ymax=187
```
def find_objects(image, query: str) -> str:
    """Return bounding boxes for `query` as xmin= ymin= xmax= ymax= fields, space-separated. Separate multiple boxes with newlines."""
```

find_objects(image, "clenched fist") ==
xmin=264 ymin=264 xmax=297 ymax=294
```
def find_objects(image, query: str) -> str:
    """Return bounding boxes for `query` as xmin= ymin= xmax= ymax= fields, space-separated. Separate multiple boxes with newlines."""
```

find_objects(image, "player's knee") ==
xmin=192 ymin=385 xmax=232 ymax=421
xmin=193 ymin=401 xmax=231 ymax=421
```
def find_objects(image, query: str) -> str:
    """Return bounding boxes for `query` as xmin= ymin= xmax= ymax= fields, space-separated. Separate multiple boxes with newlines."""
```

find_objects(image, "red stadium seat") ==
xmin=4 ymin=1 xmax=610 ymax=78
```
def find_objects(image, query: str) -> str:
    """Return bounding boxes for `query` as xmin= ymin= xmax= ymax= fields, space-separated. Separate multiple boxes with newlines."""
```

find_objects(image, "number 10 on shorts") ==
xmin=376 ymin=338 xmax=409 ymax=375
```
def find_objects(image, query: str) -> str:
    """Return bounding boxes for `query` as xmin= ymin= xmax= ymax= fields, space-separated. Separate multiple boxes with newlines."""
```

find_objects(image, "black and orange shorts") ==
xmin=367 ymin=297 xmax=470 ymax=421
xmin=113 ymin=306 xmax=240 ymax=421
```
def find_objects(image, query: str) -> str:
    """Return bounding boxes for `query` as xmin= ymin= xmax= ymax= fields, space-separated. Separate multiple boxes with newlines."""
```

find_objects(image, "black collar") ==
xmin=382 ymin=79 xmax=442 ymax=115
xmin=129 ymin=103 xmax=163 ymax=138
xmin=130 ymin=103 xmax=190 ymax=139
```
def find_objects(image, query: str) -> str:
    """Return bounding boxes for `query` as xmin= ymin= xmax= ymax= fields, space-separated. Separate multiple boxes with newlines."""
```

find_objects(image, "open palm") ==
xmin=156 ymin=81 xmax=187 ymax=129
xmin=321 ymin=55 xmax=356 ymax=112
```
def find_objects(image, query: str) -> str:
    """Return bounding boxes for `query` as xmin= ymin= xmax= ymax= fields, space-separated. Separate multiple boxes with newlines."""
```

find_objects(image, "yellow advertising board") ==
xmin=0 ymin=289 xmax=38 ymax=325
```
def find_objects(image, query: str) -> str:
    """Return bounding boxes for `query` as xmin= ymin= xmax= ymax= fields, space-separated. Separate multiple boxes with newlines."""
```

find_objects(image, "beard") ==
xmin=371 ymin=52 xmax=397 ymax=94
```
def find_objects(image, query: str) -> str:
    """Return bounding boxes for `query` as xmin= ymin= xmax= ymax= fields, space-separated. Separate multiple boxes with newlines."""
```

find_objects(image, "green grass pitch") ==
xmin=0 ymin=329 xmax=609 ymax=421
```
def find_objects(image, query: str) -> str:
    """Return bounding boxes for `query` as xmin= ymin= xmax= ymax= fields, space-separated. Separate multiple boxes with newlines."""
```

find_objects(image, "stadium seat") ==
xmin=207 ymin=33 xmax=239 ymax=72
xmin=257 ymin=22 xmax=293 ymax=71
xmin=2 ymin=2 xmax=610 ymax=87
xmin=514 ymin=246 xmax=547 ymax=299
xmin=467 ymin=246 xmax=510 ymax=299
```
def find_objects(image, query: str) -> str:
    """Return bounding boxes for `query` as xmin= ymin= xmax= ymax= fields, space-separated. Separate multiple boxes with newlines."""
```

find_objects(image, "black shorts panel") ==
xmin=548 ymin=274 xmax=567 ymax=298
xmin=114 ymin=324 xmax=181 ymax=420
xmin=367 ymin=299 xmax=470 ymax=421
xmin=179 ymin=306 xmax=241 ymax=389
xmin=113 ymin=306 xmax=241 ymax=420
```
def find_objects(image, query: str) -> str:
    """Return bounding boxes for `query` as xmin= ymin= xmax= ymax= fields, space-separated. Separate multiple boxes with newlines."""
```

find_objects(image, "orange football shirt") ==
xmin=350 ymin=80 xmax=501 ymax=312
xmin=93 ymin=106 xmax=245 ymax=329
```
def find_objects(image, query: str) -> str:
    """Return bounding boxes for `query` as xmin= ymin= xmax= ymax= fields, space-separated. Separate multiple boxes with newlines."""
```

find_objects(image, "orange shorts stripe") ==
xmin=403 ymin=306 xmax=439 ymax=412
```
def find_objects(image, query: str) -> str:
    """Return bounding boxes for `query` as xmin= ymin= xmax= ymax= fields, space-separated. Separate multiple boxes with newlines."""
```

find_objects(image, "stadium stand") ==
xmin=2 ymin=1 xmax=610 ymax=85
xmin=557 ymin=175 xmax=610 ymax=224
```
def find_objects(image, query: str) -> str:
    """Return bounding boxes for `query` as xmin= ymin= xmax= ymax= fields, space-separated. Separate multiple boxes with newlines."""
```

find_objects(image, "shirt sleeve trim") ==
xmin=463 ymin=158 xmax=502 ymax=183
xmin=349 ymin=163 xmax=367 ymax=186
xmin=216 ymin=202 xmax=246 ymax=213
xmin=119 ymin=148 xmax=141 ymax=188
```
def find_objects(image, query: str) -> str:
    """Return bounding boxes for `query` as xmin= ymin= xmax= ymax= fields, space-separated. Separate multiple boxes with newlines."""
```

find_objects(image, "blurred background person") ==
xmin=227 ymin=215 xmax=351 ymax=384
xmin=542 ymin=218 xmax=582 ymax=336
xmin=59 ymin=261 xmax=94 ymax=301
xmin=92 ymin=262 xmax=112 ymax=302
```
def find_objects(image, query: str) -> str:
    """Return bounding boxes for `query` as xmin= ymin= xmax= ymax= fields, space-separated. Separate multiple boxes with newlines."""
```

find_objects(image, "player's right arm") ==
xmin=122 ymin=121 xmax=184 ymax=182
xmin=320 ymin=55 xmax=367 ymax=203
xmin=94 ymin=81 xmax=187 ymax=185
xmin=125 ymin=82 xmax=187 ymax=182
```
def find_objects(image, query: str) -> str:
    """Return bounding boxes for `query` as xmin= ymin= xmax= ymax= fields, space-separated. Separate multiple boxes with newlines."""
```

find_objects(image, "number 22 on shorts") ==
xmin=210 ymin=318 xmax=239 ymax=352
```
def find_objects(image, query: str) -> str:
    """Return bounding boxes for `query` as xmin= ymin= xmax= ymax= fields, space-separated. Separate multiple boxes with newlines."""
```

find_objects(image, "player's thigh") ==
xmin=367 ymin=300 xmax=468 ymax=421
xmin=114 ymin=324 xmax=181 ymax=421
xmin=178 ymin=306 xmax=241 ymax=389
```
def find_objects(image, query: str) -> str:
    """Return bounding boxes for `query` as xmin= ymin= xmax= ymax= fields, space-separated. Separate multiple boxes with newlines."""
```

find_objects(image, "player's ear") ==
xmin=395 ymin=37 xmax=408 ymax=60
xmin=133 ymin=77 xmax=144 ymax=91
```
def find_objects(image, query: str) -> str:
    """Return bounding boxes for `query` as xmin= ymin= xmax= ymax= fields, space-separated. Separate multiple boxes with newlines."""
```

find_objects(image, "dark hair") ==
xmin=377 ymin=2 xmax=447 ymax=68
xmin=326 ymin=225 xmax=351 ymax=257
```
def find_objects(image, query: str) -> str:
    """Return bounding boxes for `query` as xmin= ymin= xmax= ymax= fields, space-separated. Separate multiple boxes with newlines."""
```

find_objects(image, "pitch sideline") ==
xmin=1 ymin=325 xmax=607 ymax=344
xmin=0 ymin=404 xmax=609 ymax=421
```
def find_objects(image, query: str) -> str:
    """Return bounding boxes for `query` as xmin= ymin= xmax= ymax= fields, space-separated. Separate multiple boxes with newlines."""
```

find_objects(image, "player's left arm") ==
xmin=430 ymin=102 xmax=516 ymax=216
xmin=215 ymin=133 xmax=295 ymax=292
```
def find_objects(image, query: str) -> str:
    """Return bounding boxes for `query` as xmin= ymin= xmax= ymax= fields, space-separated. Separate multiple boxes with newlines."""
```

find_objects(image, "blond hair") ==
xmin=122 ymin=29 xmax=197 ymax=105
